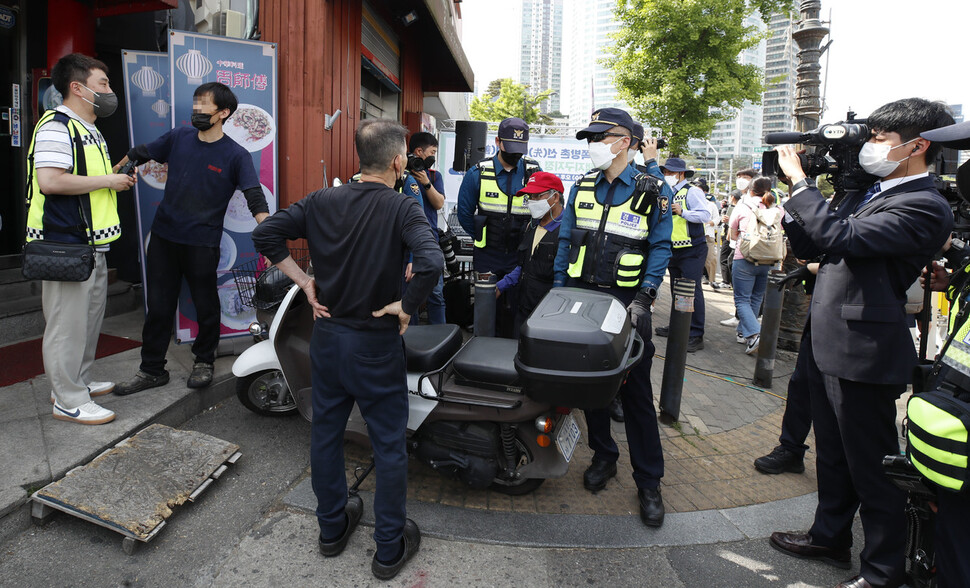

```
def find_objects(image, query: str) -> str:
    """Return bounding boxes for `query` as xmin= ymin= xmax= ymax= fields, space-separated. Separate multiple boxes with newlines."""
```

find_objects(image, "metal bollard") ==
xmin=473 ymin=273 xmax=496 ymax=338
xmin=753 ymin=270 xmax=786 ymax=388
xmin=659 ymin=278 xmax=695 ymax=424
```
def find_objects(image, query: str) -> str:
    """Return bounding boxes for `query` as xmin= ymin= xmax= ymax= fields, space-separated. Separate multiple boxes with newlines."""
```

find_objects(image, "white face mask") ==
xmin=588 ymin=139 xmax=621 ymax=170
xmin=736 ymin=178 xmax=750 ymax=192
xmin=858 ymin=138 xmax=918 ymax=178
xmin=527 ymin=197 xmax=553 ymax=219
xmin=627 ymin=148 xmax=638 ymax=164
xmin=664 ymin=174 xmax=679 ymax=187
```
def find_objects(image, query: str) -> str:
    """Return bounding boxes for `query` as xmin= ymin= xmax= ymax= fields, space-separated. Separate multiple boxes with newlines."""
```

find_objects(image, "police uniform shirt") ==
xmin=553 ymin=160 xmax=673 ymax=290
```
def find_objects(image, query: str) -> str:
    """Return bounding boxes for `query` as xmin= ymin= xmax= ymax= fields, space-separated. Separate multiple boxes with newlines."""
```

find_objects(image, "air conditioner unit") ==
xmin=214 ymin=9 xmax=246 ymax=38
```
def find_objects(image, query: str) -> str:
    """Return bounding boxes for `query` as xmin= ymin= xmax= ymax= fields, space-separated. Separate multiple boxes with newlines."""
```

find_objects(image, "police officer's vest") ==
xmin=566 ymin=170 xmax=662 ymax=288
xmin=26 ymin=110 xmax=120 ymax=245
xmin=670 ymin=184 xmax=704 ymax=249
xmin=474 ymin=157 xmax=540 ymax=252
xmin=906 ymin=273 xmax=970 ymax=493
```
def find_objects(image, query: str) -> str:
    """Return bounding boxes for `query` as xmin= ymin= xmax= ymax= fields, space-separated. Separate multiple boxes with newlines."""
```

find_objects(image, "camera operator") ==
xmin=912 ymin=119 xmax=970 ymax=588
xmin=768 ymin=98 xmax=954 ymax=588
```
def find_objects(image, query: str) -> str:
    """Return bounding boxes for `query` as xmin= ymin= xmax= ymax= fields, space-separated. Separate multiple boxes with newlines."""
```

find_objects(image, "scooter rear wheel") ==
xmin=236 ymin=369 xmax=297 ymax=416
xmin=489 ymin=432 xmax=545 ymax=496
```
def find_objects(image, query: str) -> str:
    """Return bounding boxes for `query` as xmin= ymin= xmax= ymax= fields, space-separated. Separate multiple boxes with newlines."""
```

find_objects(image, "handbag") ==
xmin=21 ymin=238 xmax=95 ymax=282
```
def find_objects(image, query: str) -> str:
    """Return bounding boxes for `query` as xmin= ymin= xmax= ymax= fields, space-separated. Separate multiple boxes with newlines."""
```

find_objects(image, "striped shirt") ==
xmin=32 ymin=105 xmax=109 ymax=171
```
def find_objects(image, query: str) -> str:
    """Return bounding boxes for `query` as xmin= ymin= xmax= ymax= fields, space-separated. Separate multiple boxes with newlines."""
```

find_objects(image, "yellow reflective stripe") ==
xmin=567 ymin=246 xmax=586 ymax=278
xmin=909 ymin=396 xmax=969 ymax=444
xmin=572 ymin=191 xmax=649 ymax=240
xmin=908 ymin=433 xmax=968 ymax=469
xmin=910 ymin=453 xmax=964 ymax=491
xmin=474 ymin=225 xmax=487 ymax=248
xmin=943 ymin=340 xmax=970 ymax=377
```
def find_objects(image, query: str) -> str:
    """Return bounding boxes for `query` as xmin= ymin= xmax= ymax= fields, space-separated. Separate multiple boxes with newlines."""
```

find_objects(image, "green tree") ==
xmin=469 ymin=78 xmax=556 ymax=124
xmin=607 ymin=0 xmax=793 ymax=155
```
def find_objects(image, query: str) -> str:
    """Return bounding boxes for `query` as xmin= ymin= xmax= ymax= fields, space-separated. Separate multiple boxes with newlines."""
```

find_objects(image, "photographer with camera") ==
xmin=405 ymin=132 xmax=447 ymax=325
xmin=767 ymin=98 xmax=954 ymax=588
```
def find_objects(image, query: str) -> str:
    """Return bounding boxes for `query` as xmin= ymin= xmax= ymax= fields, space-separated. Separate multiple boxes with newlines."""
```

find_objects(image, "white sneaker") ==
xmin=53 ymin=401 xmax=116 ymax=425
xmin=50 ymin=382 xmax=115 ymax=404
xmin=720 ymin=316 xmax=740 ymax=327
xmin=736 ymin=333 xmax=745 ymax=344
xmin=745 ymin=334 xmax=761 ymax=356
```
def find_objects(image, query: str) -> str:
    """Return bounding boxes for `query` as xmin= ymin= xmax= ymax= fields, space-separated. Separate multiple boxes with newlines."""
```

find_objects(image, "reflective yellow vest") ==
xmin=26 ymin=110 xmax=120 ymax=245
xmin=670 ymin=185 xmax=703 ymax=249
xmin=474 ymin=157 xmax=540 ymax=252
xmin=566 ymin=171 xmax=657 ymax=288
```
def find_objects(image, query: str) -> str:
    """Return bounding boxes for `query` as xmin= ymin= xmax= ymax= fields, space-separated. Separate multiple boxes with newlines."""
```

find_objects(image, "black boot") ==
xmin=583 ymin=459 xmax=617 ymax=492
xmin=609 ymin=395 xmax=624 ymax=422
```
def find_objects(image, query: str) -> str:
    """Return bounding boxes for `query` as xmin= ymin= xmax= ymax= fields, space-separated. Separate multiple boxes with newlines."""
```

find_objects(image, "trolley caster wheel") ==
xmin=122 ymin=536 xmax=138 ymax=555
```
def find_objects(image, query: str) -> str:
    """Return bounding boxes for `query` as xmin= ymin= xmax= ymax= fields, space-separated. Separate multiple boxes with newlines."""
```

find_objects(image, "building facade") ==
xmin=519 ymin=0 xmax=562 ymax=114
xmin=761 ymin=12 xmax=799 ymax=146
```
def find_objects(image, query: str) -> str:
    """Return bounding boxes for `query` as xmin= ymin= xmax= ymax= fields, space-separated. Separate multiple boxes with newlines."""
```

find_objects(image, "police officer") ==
xmin=654 ymin=157 xmax=711 ymax=352
xmin=915 ymin=119 xmax=970 ymax=588
xmin=458 ymin=117 xmax=542 ymax=337
xmin=553 ymin=107 xmax=673 ymax=527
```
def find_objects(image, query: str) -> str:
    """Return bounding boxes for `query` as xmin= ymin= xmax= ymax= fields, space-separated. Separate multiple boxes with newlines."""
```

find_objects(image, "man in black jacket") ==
xmin=768 ymin=98 xmax=954 ymax=588
xmin=252 ymin=119 xmax=442 ymax=581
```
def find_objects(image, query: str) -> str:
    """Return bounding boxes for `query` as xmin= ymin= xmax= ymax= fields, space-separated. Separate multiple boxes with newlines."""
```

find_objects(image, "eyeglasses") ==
xmin=586 ymin=132 xmax=629 ymax=143
xmin=527 ymin=190 xmax=555 ymax=200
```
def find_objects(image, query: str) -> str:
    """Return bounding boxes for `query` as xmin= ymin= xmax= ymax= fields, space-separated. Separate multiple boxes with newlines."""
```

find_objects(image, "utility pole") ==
xmin=778 ymin=0 xmax=831 ymax=351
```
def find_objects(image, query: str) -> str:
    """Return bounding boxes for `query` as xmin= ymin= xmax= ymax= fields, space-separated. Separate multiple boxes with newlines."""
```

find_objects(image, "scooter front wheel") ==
xmin=236 ymin=369 xmax=297 ymax=416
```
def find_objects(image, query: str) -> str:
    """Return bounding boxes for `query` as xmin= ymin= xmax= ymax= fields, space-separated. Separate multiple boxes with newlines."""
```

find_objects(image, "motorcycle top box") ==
xmin=514 ymin=288 xmax=643 ymax=410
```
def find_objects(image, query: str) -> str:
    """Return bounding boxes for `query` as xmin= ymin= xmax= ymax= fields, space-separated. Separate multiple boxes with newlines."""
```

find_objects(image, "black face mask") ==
xmin=501 ymin=151 xmax=523 ymax=167
xmin=191 ymin=112 xmax=216 ymax=131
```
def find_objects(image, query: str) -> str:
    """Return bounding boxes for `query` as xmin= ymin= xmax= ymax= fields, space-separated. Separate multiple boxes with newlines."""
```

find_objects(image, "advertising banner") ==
xmin=168 ymin=31 xmax=279 ymax=343
xmin=122 ymin=50 xmax=172 ymax=304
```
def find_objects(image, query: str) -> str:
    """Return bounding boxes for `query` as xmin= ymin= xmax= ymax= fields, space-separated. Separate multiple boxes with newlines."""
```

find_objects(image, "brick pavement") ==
xmin=341 ymin=281 xmax=819 ymax=517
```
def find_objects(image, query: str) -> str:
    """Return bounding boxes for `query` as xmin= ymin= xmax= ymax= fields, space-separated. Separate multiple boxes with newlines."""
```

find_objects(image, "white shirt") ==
xmin=33 ymin=105 xmax=108 ymax=172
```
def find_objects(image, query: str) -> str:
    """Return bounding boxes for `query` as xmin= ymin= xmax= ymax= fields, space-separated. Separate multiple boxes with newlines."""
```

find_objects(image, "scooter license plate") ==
xmin=555 ymin=413 xmax=581 ymax=462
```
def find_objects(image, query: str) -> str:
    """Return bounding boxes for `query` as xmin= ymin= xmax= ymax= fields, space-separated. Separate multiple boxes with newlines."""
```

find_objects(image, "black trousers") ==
xmin=579 ymin=284 xmax=664 ymax=489
xmin=719 ymin=240 xmax=733 ymax=284
xmin=777 ymin=332 xmax=814 ymax=457
xmin=802 ymin=326 xmax=907 ymax=587
xmin=140 ymin=235 xmax=221 ymax=375
xmin=667 ymin=243 xmax=707 ymax=338
xmin=935 ymin=490 xmax=970 ymax=587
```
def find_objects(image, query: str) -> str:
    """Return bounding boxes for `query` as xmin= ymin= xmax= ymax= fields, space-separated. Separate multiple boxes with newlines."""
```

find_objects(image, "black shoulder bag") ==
xmin=21 ymin=113 xmax=97 ymax=282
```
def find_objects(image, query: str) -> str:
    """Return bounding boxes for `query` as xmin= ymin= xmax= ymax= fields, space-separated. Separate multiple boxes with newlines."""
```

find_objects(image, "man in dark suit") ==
xmin=768 ymin=98 xmax=954 ymax=588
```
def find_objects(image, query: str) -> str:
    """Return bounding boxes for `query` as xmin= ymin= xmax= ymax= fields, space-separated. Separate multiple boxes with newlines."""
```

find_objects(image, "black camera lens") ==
xmin=407 ymin=154 xmax=425 ymax=173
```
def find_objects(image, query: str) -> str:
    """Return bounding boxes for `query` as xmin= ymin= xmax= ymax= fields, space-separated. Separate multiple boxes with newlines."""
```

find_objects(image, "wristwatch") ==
xmin=422 ymin=183 xmax=432 ymax=190
xmin=791 ymin=178 xmax=816 ymax=192
xmin=642 ymin=286 xmax=658 ymax=300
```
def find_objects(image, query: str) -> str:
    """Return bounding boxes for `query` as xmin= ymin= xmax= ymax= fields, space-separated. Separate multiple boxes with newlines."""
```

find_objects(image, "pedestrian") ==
xmin=28 ymin=53 xmax=135 ymax=425
xmin=768 ymin=98 xmax=954 ymax=588
xmin=252 ymin=119 xmax=441 ymax=580
xmin=715 ymin=189 xmax=742 ymax=292
xmin=457 ymin=117 xmax=542 ymax=337
xmin=553 ymin=107 xmax=673 ymax=528
xmin=654 ymin=157 xmax=711 ymax=352
xmin=694 ymin=178 xmax=719 ymax=286
xmin=729 ymin=177 xmax=780 ymax=355
xmin=114 ymin=82 xmax=269 ymax=395
xmin=406 ymin=132 xmax=447 ymax=324
xmin=495 ymin=171 xmax=564 ymax=337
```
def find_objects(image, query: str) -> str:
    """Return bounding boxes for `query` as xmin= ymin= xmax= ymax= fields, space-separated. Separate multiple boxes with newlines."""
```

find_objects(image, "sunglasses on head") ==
xmin=586 ymin=132 xmax=628 ymax=143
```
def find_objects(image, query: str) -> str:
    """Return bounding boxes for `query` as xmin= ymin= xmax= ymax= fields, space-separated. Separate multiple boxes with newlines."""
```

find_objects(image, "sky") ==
xmin=460 ymin=0 xmax=970 ymax=124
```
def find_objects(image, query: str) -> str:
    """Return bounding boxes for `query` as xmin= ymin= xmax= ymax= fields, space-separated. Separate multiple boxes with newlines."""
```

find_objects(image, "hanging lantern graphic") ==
xmin=131 ymin=65 xmax=164 ymax=97
xmin=151 ymin=99 xmax=170 ymax=119
xmin=176 ymin=49 xmax=212 ymax=85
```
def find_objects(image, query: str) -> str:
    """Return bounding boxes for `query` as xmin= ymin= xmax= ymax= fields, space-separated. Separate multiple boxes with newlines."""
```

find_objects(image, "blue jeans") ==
xmin=731 ymin=258 xmax=770 ymax=338
xmin=310 ymin=320 xmax=408 ymax=563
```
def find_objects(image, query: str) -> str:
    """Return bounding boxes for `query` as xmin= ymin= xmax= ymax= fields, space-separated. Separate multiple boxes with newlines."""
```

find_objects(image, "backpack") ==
xmin=738 ymin=205 xmax=785 ymax=264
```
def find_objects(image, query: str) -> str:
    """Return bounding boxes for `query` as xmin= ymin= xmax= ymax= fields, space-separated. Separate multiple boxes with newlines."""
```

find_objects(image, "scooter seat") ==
xmin=452 ymin=337 xmax=520 ymax=387
xmin=403 ymin=324 xmax=463 ymax=373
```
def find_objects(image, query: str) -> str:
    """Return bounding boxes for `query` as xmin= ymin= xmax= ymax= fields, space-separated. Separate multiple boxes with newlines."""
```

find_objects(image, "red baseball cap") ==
xmin=517 ymin=171 xmax=564 ymax=197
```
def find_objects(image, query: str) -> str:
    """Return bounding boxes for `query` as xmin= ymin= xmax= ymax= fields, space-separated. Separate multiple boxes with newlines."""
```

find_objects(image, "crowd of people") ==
xmin=26 ymin=51 xmax=970 ymax=587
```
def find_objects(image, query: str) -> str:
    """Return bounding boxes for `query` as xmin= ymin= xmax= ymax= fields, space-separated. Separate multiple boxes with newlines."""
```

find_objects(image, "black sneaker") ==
xmin=372 ymin=519 xmax=421 ymax=581
xmin=114 ymin=371 xmax=170 ymax=396
xmin=654 ymin=326 xmax=670 ymax=337
xmin=686 ymin=336 xmax=704 ymax=353
xmin=187 ymin=362 xmax=214 ymax=389
xmin=318 ymin=495 xmax=363 ymax=557
xmin=754 ymin=445 xmax=805 ymax=475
